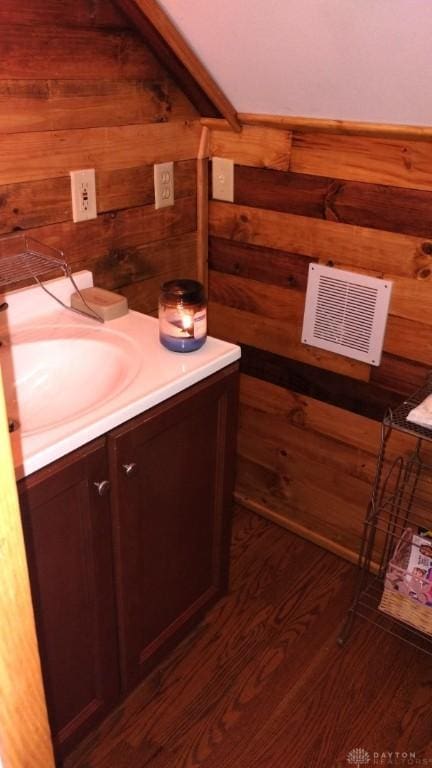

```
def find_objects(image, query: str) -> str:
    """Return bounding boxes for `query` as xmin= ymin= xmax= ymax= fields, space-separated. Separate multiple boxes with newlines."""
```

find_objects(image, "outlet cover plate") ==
xmin=212 ymin=157 xmax=234 ymax=202
xmin=154 ymin=161 xmax=174 ymax=209
xmin=70 ymin=168 xmax=97 ymax=223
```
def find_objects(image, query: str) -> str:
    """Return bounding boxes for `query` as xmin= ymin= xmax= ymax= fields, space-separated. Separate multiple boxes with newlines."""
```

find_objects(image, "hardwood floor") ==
xmin=64 ymin=508 xmax=432 ymax=768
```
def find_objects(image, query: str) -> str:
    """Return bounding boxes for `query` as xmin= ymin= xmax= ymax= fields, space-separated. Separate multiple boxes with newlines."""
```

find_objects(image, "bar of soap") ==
xmin=71 ymin=287 xmax=128 ymax=321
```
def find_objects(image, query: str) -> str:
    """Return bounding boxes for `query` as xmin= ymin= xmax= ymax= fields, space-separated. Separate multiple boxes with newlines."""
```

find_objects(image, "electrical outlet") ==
xmin=154 ymin=161 xmax=174 ymax=209
xmin=212 ymin=157 xmax=234 ymax=202
xmin=70 ymin=169 xmax=97 ymax=223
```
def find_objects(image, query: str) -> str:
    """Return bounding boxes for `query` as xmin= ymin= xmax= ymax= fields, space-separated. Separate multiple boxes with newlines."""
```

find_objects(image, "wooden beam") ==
xmin=239 ymin=113 xmax=432 ymax=142
xmin=208 ymin=299 xmax=370 ymax=381
xmin=0 ymin=160 xmax=196 ymax=235
xmin=291 ymin=133 xmax=432 ymax=193
xmin=0 ymin=25 xmax=163 ymax=80
xmin=0 ymin=121 xmax=202 ymax=185
xmin=0 ymin=196 xmax=197 ymax=281
xmin=95 ymin=231 xmax=198 ymax=292
xmin=231 ymin=165 xmax=432 ymax=239
xmin=209 ymin=125 xmax=292 ymax=171
xmin=0 ymin=368 xmax=55 ymax=768
xmin=197 ymin=126 xmax=209 ymax=289
xmin=0 ymin=78 xmax=197 ymax=134
xmin=209 ymin=201 xmax=432 ymax=279
xmin=238 ymin=344 xmax=404 ymax=422
xmin=115 ymin=0 xmax=241 ymax=131
xmin=209 ymin=236 xmax=316 ymax=292
xmin=0 ymin=0 xmax=128 ymax=27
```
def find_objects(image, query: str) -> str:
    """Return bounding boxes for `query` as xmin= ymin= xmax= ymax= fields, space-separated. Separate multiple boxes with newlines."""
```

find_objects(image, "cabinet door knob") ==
xmin=94 ymin=480 xmax=111 ymax=496
xmin=122 ymin=462 xmax=137 ymax=477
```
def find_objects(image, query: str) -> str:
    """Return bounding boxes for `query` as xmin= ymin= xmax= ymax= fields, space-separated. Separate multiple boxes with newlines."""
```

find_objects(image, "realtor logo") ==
xmin=347 ymin=748 xmax=371 ymax=767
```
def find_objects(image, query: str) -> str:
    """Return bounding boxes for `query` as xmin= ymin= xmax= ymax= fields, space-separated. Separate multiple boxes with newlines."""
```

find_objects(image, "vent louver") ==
xmin=302 ymin=265 xmax=392 ymax=366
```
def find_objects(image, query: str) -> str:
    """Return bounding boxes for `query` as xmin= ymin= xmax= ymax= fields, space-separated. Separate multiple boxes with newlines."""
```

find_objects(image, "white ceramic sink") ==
xmin=1 ymin=270 xmax=240 ymax=479
xmin=1 ymin=325 xmax=141 ymax=436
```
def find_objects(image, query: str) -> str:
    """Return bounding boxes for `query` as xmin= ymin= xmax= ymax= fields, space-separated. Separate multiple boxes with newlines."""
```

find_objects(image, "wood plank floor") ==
xmin=64 ymin=508 xmax=432 ymax=768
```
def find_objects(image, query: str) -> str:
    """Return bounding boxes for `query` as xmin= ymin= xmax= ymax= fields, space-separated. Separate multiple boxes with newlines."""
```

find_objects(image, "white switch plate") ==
xmin=154 ymin=161 xmax=174 ymax=209
xmin=70 ymin=169 xmax=97 ymax=223
xmin=212 ymin=157 xmax=234 ymax=202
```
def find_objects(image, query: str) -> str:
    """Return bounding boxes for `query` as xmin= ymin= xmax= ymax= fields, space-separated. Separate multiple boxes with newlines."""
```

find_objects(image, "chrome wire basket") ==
xmin=0 ymin=233 xmax=102 ymax=322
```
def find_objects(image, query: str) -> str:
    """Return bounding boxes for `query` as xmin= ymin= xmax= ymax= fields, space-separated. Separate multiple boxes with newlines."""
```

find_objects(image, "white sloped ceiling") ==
xmin=158 ymin=0 xmax=432 ymax=125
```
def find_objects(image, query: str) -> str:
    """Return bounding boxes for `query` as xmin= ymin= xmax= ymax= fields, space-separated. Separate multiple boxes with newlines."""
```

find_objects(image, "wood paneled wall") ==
xmin=208 ymin=124 xmax=432 ymax=562
xmin=0 ymin=0 xmax=201 ymax=314
xmin=4 ymin=2 xmax=432 ymax=565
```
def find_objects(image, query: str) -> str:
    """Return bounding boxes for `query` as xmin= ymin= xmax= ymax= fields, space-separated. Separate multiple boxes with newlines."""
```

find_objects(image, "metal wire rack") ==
xmin=338 ymin=378 xmax=432 ymax=655
xmin=0 ymin=233 xmax=103 ymax=322
xmin=384 ymin=375 xmax=432 ymax=439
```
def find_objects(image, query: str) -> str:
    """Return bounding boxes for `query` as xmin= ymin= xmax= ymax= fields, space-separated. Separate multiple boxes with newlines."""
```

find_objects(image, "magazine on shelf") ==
xmin=404 ymin=532 xmax=432 ymax=605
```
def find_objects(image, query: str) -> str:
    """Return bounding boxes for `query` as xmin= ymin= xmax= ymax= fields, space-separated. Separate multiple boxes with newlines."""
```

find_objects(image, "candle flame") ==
xmin=180 ymin=310 xmax=194 ymax=334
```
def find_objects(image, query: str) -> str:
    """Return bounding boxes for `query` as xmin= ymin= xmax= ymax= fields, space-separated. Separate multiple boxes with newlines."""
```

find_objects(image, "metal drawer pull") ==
xmin=122 ymin=462 xmax=137 ymax=477
xmin=94 ymin=480 xmax=111 ymax=496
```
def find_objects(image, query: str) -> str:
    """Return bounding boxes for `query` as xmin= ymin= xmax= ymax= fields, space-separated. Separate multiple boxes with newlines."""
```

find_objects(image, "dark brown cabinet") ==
xmin=18 ymin=363 xmax=238 ymax=758
xmin=18 ymin=438 xmax=120 ymax=759
xmin=109 ymin=364 xmax=238 ymax=692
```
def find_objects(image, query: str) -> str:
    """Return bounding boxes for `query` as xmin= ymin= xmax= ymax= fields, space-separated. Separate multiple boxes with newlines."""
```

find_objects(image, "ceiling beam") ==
xmin=115 ymin=0 xmax=241 ymax=132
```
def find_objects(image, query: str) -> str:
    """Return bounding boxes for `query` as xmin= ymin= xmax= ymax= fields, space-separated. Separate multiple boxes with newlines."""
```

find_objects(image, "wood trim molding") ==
xmin=197 ymin=126 xmax=209 ymax=289
xmin=239 ymin=113 xmax=432 ymax=141
xmin=0 ymin=369 xmax=55 ymax=768
xmin=200 ymin=117 xmax=234 ymax=132
xmin=234 ymin=492 xmax=359 ymax=566
xmin=115 ymin=0 xmax=241 ymax=131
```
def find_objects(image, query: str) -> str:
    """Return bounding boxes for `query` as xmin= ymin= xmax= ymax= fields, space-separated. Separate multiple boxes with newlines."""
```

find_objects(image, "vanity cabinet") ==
xmin=18 ymin=438 xmax=120 ymax=758
xmin=18 ymin=363 xmax=239 ymax=758
xmin=109 ymin=364 xmax=238 ymax=692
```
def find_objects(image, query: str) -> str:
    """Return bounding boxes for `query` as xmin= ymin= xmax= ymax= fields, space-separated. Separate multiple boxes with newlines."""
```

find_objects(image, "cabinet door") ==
xmin=109 ymin=364 xmax=238 ymax=692
xmin=19 ymin=439 xmax=119 ymax=759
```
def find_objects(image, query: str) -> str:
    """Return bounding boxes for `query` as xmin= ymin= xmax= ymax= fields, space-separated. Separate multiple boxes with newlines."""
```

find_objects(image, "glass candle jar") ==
xmin=159 ymin=279 xmax=207 ymax=352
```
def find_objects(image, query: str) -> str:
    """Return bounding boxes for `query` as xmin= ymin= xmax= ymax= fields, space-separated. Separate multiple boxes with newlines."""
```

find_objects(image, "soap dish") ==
xmin=71 ymin=286 xmax=128 ymax=321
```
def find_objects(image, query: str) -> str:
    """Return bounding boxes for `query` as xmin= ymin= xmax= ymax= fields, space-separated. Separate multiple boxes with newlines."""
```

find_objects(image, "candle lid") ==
xmin=160 ymin=279 xmax=206 ymax=305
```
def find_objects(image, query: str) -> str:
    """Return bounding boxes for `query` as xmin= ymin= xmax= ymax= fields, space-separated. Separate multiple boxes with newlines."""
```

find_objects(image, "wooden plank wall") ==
xmin=208 ymin=124 xmax=432 ymax=562
xmin=0 ymin=0 xmax=201 ymax=314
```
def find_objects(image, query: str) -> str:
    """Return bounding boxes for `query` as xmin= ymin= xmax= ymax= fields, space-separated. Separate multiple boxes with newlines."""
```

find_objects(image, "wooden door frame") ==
xmin=0 ymin=365 xmax=55 ymax=768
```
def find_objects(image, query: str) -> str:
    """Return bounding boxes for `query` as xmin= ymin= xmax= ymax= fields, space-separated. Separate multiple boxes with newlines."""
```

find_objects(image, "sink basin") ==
xmin=0 ymin=269 xmax=240 ymax=480
xmin=1 ymin=325 xmax=141 ymax=436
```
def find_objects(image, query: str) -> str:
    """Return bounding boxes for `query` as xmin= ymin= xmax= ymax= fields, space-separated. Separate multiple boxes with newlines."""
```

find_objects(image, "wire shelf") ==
xmin=0 ymin=233 xmax=103 ymax=323
xmin=384 ymin=378 xmax=432 ymax=441
xmin=339 ymin=375 xmax=432 ymax=655
xmin=352 ymin=575 xmax=432 ymax=655
xmin=0 ymin=234 xmax=69 ymax=288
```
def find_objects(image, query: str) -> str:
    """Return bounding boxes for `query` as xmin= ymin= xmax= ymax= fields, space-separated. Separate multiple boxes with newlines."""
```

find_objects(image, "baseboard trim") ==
xmin=234 ymin=491 xmax=360 ymax=565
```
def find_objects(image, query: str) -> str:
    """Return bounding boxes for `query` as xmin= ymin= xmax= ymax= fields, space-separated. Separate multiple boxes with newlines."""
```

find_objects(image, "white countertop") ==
xmin=1 ymin=272 xmax=240 ymax=479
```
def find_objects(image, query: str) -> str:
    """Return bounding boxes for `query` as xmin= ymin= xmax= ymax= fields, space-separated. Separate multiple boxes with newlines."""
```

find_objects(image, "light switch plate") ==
xmin=212 ymin=157 xmax=234 ymax=202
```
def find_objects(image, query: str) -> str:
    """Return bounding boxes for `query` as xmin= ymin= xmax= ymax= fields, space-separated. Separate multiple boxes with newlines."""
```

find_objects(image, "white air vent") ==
xmin=302 ymin=265 xmax=392 ymax=366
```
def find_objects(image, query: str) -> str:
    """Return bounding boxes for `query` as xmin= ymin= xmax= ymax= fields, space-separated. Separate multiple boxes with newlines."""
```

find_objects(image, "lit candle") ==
xmin=159 ymin=279 xmax=207 ymax=352
xmin=179 ymin=309 xmax=194 ymax=336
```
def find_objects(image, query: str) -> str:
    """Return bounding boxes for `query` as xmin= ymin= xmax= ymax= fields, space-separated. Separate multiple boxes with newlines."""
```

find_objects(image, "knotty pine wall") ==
xmin=207 ymin=124 xmax=432 ymax=563
xmin=0 ymin=0 xmax=201 ymax=313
